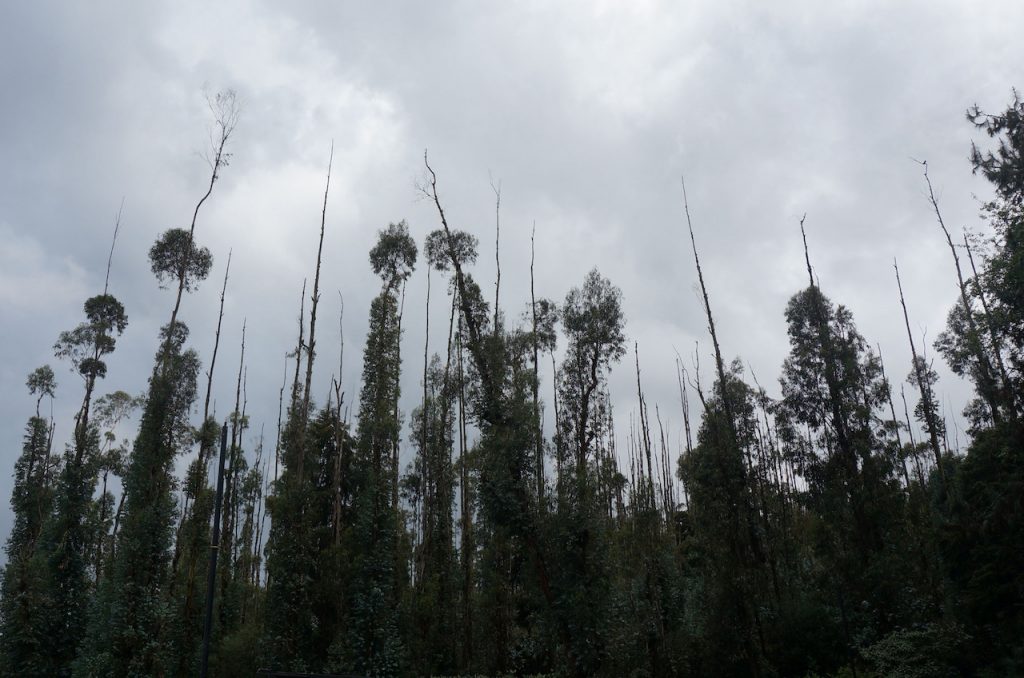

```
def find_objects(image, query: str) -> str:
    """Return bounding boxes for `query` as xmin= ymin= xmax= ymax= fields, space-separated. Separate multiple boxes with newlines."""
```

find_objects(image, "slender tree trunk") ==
xmin=683 ymin=178 xmax=765 ymax=678
xmin=920 ymin=161 xmax=1004 ymax=423
xmin=964 ymin=233 xmax=1016 ymax=417
xmin=202 ymin=251 xmax=232 ymax=457
xmin=530 ymin=223 xmax=545 ymax=507
xmin=457 ymin=318 xmax=473 ymax=669
xmin=901 ymin=385 xmax=927 ymax=485
xmin=162 ymin=95 xmax=237 ymax=370
xmin=298 ymin=146 xmax=333 ymax=487
xmin=492 ymin=178 xmax=501 ymax=335
xmin=877 ymin=346 xmax=913 ymax=489
xmin=894 ymin=260 xmax=947 ymax=486
xmin=393 ymin=281 xmax=406 ymax=512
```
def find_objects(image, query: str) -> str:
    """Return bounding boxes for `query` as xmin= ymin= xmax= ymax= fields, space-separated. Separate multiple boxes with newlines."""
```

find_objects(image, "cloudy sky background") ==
xmin=2 ymin=1 xmax=1023 ymax=544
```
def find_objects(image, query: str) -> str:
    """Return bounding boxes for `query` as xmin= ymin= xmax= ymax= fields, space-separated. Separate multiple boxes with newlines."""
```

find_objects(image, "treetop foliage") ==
xmin=4 ymin=88 xmax=1024 ymax=678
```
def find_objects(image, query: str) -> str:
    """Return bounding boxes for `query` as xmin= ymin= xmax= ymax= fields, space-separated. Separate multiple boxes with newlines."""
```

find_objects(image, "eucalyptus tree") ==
xmin=27 ymin=365 xmax=57 ymax=419
xmin=683 ymin=183 xmax=772 ymax=677
xmin=935 ymin=95 xmax=1024 ymax=422
xmin=77 ymin=90 xmax=237 ymax=677
xmin=905 ymin=356 xmax=946 ymax=451
xmin=920 ymin=161 xmax=1011 ymax=425
xmin=330 ymin=221 xmax=416 ymax=676
xmin=532 ymin=297 xmax=560 ymax=485
xmin=775 ymin=279 xmax=913 ymax=663
xmin=262 ymin=156 xmax=345 ymax=674
xmin=544 ymin=268 xmax=626 ymax=675
xmin=89 ymin=390 xmax=141 ymax=585
xmin=407 ymin=355 xmax=458 ymax=674
xmin=931 ymin=91 xmax=1024 ymax=660
xmin=22 ymin=262 xmax=130 ymax=674
xmin=410 ymin=227 xmax=477 ymax=673
xmin=557 ymin=268 xmax=626 ymax=492
xmin=166 ymin=255 xmax=231 ymax=677
xmin=678 ymin=364 xmax=775 ymax=675
xmin=895 ymin=261 xmax=947 ymax=486
xmin=0 ymin=369 xmax=58 ymax=671
xmin=424 ymin=157 xmax=564 ymax=673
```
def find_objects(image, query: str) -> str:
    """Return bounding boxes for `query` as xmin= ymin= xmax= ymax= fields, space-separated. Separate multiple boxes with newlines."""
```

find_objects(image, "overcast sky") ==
xmin=2 ymin=1 xmax=1022 ymax=545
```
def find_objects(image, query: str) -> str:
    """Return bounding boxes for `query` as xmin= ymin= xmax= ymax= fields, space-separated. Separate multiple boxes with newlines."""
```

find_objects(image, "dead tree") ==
xmin=894 ymin=260 xmax=947 ymax=486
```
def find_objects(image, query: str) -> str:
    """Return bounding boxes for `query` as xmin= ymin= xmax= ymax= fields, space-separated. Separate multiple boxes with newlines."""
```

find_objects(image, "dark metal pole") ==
xmin=200 ymin=423 xmax=229 ymax=678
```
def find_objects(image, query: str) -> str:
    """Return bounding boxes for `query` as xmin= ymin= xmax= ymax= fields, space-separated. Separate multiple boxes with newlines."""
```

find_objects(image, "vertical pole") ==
xmin=200 ymin=423 xmax=229 ymax=678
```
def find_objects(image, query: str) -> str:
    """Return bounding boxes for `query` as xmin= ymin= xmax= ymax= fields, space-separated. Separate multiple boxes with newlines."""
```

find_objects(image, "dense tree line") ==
xmin=3 ymin=89 xmax=1024 ymax=677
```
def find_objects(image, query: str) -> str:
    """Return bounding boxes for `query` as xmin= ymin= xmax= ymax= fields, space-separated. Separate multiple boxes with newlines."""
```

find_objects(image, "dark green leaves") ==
xmin=26 ymin=365 xmax=56 ymax=400
xmin=369 ymin=220 xmax=417 ymax=289
xmin=425 ymin=227 xmax=478 ymax=272
xmin=562 ymin=268 xmax=626 ymax=367
xmin=149 ymin=227 xmax=213 ymax=291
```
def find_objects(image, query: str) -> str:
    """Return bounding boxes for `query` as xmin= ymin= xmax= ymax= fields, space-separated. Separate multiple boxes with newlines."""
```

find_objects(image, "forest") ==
xmin=2 ymin=88 xmax=1024 ymax=678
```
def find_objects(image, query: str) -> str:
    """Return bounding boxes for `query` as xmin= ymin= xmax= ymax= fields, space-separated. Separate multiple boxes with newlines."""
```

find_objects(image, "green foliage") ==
xmin=558 ymin=268 xmax=626 ymax=477
xmin=425 ymin=228 xmax=478 ymax=272
xmin=370 ymin=220 xmax=418 ymax=291
xmin=408 ymin=355 xmax=459 ymax=675
xmin=76 ymin=328 xmax=201 ymax=676
xmin=0 ymin=417 xmax=55 ymax=673
xmin=6 ymin=89 xmax=1024 ymax=678
xmin=968 ymin=88 xmax=1024 ymax=206
xmin=148 ymin=228 xmax=214 ymax=292
xmin=336 ymin=280 xmax=408 ymax=675
xmin=53 ymin=294 xmax=128 ymax=382
xmin=26 ymin=365 xmax=56 ymax=415
xmin=862 ymin=623 xmax=969 ymax=678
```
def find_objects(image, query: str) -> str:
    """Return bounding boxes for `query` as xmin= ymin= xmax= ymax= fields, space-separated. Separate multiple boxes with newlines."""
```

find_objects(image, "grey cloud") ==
xmin=1 ymin=0 xmax=1021 ymax=544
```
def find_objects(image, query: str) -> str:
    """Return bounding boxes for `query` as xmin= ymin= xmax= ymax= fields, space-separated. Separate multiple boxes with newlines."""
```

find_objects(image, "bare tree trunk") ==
xmin=530 ymin=222 xmax=545 ymax=507
xmin=901 ymin=385 xmax=927 ymax=485
xmin=683 ymin=177 xmax=766 ymax=677
xmin=491 ymin=177 xmax=501 ymax=334
xmin=421 ymin=265 xmax=431 ymax=554
xmin=297 ymin=146 xmax=333 ymax=487
xmin=202 ymin=252 xmax=232 ymax=462
xmin=894 ymin=260 xmax=947 ymax=486
xmin=964 ymin=233 xmax=1016 ymax=418
xmin=877 ymin=345 xmax=913 ymax=489
xmin=162 ymin=92 xmax=238 ymax=370
xmin=393 ymin=281 xmax=407 ymax=512
xmin=920 ymin=161 xmax=1004 ymax=423
xmin=274 ymin=356 xmax=287 ymax=487
xmin=291 ymin=280 xmax=307 ymax=413
xmin=219 ymin=323 xmax=246 ymax=610
xmin=457 ymin=317 xmax=473 ymax=668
